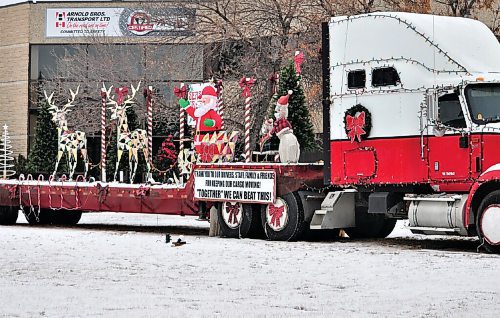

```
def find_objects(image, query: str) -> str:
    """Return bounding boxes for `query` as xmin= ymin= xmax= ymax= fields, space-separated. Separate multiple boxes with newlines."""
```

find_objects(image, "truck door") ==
xmin=428 ymin=92 xmax=471 ymax=181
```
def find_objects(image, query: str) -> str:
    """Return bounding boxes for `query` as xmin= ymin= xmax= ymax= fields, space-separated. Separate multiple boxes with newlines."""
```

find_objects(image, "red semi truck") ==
xmin=1 ymin=12 xmax=500 ymax=253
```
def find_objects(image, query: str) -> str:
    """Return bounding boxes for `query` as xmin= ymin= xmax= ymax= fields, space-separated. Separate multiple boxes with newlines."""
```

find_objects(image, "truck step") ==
xmin=409 ymin=226 xmax=462 ymax=235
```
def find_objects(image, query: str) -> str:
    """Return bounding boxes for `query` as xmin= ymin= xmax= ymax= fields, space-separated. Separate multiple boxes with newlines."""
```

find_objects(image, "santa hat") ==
xmin=201 ymin=85 xmax=217 ymax=98
xmin=277 ymin=90 xmax=293 ymax=106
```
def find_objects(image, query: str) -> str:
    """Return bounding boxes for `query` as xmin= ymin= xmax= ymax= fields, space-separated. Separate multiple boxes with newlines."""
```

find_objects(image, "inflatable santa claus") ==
xmin=179 ymin=85 xmax=223 ymax=161
xmin=262 ymin=90 xmax=300 ymax=163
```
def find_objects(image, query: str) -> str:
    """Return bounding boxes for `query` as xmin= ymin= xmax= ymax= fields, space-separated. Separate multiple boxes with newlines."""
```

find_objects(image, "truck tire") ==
xmin=217 ymin=202 xmax=253 ymax=238
xmin=345 ymin=206 xmax=396 ymax=239
xmin=52 ymin=210 xmax=82 ymax=225
xmin=261 ymin=192 xmax=306 ymax=241
xmin=24 ymin=208 xmax=54 ymax=225
xmin=476 ymin=190 xmax=500 ymax=253
xmin=0 ymin=206 xmax=19 ymax=225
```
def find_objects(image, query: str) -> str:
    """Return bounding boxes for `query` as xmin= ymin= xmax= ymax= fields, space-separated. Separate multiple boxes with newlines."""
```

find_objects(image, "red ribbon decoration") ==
xmin=268 ymin=204 xmax=285 ymax=228
xmin=239 ymin=77 xmax=255 ymax=97
xmin=225 ymin=202 xmax=240 ymax=225
xmin=114 ymin=87 xmax=129 ymax=105
xmin=173 ymin=85 xmax=187 ymax=99
xmin=346 ymin=111 xmax=366 ymax=143
xmin=294 ymin=51 xmax=305 ymax=75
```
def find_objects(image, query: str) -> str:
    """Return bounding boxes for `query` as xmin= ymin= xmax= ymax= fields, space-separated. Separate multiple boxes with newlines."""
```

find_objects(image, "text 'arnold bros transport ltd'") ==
xmin=194 ymin=170 xmax=275 ymax=204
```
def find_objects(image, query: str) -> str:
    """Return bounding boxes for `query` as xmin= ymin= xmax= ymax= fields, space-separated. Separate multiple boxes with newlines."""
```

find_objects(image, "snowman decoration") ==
xmin=262 ymin=90 xmax=300 ymax=163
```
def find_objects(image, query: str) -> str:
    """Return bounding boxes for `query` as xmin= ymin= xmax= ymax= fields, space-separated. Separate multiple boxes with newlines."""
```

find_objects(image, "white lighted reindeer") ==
xmin=44 ymin=86 xmax=89 ymax=180
xmin=103 ymin=82 xmax=151 ymax=182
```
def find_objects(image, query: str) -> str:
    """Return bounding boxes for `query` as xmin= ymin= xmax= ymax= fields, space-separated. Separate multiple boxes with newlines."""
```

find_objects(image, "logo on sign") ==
xmin=127 ymin=11 xmax=154 ymax=35
xmin=55 ymin=12 xmax=66 ymax=28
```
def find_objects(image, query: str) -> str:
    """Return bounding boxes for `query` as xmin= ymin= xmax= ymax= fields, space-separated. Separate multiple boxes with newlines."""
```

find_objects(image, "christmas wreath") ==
xmin=343 ymin=104 xmax=372 ymax=143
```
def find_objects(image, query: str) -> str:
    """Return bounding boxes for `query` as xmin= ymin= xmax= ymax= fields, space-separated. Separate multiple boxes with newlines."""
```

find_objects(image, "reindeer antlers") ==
xmin=62 ymin=85 xmax=80 ymax=112
xmin=43 ymin=86 xmax=79 ymax=113
xmin=103 ymin=81 xmax=141 ymax=109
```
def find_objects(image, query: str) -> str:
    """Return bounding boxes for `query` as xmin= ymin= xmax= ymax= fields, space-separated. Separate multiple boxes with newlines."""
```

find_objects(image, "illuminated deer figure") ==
xmin=44 ymin=86 xmax=89 ymax=180
xmin=104 ymin=83 xmax=151 ymax=182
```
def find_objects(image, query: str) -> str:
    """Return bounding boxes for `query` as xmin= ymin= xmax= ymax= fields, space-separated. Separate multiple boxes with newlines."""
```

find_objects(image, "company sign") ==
xmin=46 ymin=8 xmax=195 ymax=38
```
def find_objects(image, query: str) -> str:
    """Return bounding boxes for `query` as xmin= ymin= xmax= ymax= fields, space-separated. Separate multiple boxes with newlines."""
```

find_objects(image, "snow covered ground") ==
xmin=1 ymin=213 xmax=499 ymax=317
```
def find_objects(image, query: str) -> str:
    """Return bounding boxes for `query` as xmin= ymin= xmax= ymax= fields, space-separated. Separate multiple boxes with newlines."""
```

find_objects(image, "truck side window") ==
xmin=347 ymin=70 xmax=366 ymax=89
xmin=438 ymin=93 xmax=466 ymax=128
xmin=372 ymin=67 xmax=400 ymax=87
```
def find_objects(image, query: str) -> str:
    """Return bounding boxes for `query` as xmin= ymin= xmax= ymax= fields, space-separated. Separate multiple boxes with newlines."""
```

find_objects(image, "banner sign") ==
xmin=194 ymin=169 xmax=276 ymax=204
xmin=46 ymin=8 xmax=195 ymax=38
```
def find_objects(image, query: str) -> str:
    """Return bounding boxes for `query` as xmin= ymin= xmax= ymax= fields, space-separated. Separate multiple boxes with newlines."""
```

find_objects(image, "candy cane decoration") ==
xmin=215 ymin=80 xmax=224 ymax=130
xmin=144 ymin=86 xmax=153 ymax=164
xmin=239 ymin=77 xmax=255 ymax=163
xmin=100 ymin=87 xmax=107 ymax=182
xmin=173 ymin=83 xmax=187 ymax=154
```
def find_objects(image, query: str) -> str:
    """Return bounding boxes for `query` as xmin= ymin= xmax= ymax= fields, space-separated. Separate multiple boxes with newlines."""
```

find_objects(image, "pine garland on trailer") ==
xmin=275 ymin=61 xmax=316 ymax=150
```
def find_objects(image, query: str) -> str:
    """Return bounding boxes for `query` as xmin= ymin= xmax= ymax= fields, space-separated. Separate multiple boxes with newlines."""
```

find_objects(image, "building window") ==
xmin=372 ymin=67 xmax=400 ymax=87
xmin=347 ymin=70 xmax=366 ymax=89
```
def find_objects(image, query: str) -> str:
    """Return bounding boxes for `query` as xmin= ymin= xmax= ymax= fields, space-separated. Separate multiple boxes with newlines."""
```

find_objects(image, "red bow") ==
xmin=239 ymin=77 xmax=255 ymax=97
xmin=346 ymin=111 xmax=366 ymax=143
xmin=268 ymin=204 xmax=285 ymax=228
xmin=225 ymin=202 xmax=240 ymax=225
xmin=294 ymin=51 xmax=305 ymax=75
xmin=114 ymin=87 xmax=129 ymax=105
xmin=173 ymin=85 xmax=187 ymax=99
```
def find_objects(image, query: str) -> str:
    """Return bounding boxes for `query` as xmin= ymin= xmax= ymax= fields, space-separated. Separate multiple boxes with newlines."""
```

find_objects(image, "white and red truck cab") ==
xmin=318 ymin=12 xmax=500 ymax=252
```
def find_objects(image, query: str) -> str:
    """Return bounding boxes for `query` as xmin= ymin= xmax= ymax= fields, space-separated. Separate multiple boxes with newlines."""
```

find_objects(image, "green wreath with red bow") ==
xmin=343 ymin=104 xmax=372 ymax=143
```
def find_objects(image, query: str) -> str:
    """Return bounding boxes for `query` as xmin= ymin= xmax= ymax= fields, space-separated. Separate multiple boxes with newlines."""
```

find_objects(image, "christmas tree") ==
xmin=153 ymin=135 xmax=178 ymax=182
xmin=0 ymin=125 xmax=16 ymax=179
xmin=275 ymin=61 xmax=316 ymax=150
xmin=27 ymin=99 xmax=60 ymax=175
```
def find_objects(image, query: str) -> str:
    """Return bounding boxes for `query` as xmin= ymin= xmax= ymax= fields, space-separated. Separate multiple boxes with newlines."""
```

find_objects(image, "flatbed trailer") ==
xmin=0 ymin=163 xmax=324 ymax=230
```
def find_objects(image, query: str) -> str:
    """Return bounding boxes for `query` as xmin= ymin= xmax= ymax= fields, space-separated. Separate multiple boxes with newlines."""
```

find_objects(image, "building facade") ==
xmin=0 ymin=0 xmax=203 ymax=157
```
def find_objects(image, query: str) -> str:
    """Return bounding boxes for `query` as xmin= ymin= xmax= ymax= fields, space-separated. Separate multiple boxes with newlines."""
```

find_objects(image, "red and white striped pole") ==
xmin=178 ymin=83 xmax=186 ymax=154
xmin=145 ymin=86 xmax=153 ymax=164
xmin=216 ymin=80 xmax=224 ymax=130
xmin=100 ymin=88 xmax=107 ymax=182
xmin=239 ymin=77 xmax=255 ymax=163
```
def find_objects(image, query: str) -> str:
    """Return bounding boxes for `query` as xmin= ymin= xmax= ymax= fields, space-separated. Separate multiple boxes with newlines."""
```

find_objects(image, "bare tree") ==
xmin=434 ymin=0 xmax=495 ymax=17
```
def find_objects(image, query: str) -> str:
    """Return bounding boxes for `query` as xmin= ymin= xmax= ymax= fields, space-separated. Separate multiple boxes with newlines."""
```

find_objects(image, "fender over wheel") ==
xmin=261 ymin=192 xmax=306 ymax=241
xmin=0 ymin=205 xmax=19 ymax=225
xmin=476 ymin=190 xmax=500 ymax=253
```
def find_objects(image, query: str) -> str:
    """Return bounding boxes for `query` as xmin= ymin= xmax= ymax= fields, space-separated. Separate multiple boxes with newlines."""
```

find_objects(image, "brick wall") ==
xmin=0 ymin=3 xmax=30 ymax=157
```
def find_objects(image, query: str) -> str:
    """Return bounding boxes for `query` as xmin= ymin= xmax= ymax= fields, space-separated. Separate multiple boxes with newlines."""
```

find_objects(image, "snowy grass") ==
xmin=1 ymin=213 xmax=499 ymax=317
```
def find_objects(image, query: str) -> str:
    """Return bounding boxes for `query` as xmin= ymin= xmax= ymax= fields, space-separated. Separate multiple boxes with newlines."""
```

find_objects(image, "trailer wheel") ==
xmin=23 ymin=208 xmax=54 ymax=225
xmin=476 ymin=190 xmax=500 ymax=253
xmin=345 ymin=206 xmax=396 ymax=239
xmin=53 ymin=210 xmax=82 ymax=225
xmin=217 ymin=202 xmax=253 ymax=238
xmin=261 ymin=192 xmax=305 ymax=241
xmin=0 ymin=206 xmax=19 ymax=225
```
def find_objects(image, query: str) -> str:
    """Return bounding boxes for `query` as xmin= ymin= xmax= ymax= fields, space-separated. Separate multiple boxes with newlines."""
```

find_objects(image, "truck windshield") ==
xmin=465 ymin=84 xmax=500 ymax=124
